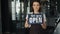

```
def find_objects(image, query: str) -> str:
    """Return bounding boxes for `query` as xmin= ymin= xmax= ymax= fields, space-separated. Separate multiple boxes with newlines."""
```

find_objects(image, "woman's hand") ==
xmin=24 ymin=19 xmax=31 ymax=28
xmin=41 ymin=14 xmax=47 ymax=29
xmin=25 ymin=19 xmax=29 ymax=28
xmin=41 ymin=22 xmax=47 ymax=29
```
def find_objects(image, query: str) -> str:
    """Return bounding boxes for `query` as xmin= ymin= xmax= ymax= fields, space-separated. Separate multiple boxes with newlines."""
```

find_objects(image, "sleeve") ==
xmin=26 ymin=14 xmax=28 ymax=19
xmin=25 ymin=14 xmax=29 ymax=21
xmin=26 ymin=12 xmax=33 ymax=20
xmin=43 ymin=14 xmax=46 ymax=22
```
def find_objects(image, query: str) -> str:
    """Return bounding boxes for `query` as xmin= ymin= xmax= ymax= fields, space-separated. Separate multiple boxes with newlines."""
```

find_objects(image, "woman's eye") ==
xmin=33 ymin=4 xmax=35 ymax=6
xmin=37 ymin=4 xmax=40 ymax=6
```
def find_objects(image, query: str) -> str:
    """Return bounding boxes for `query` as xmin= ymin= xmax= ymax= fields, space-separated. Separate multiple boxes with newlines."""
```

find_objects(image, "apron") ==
xmin=28 ymin=12 xmax=44 ymax=34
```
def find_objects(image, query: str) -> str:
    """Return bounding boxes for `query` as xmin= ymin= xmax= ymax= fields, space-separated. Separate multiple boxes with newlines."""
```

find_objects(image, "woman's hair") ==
xmin=30 ymin=0 xmax=41 ymax=12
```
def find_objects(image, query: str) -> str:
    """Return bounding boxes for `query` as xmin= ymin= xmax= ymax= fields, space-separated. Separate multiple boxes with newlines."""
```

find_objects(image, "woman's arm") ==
xmin=25 ymin=19 xmax=31 ymax=28
xmin=41 ymin=14 xmax=47 ymax=29
xmin=41 ymin=21 xmax=47 ymax=29
xmin=24 ymin=19 xmax=29 ymax=28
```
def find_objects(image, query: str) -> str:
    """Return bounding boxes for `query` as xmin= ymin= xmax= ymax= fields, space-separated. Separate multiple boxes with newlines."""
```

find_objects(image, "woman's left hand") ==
xmin=41 ymin=22 xmax=47 ymax=29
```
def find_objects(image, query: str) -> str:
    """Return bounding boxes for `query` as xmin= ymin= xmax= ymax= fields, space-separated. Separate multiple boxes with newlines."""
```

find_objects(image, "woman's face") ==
xmin=32 ymin=2 xmax=40 ymax=12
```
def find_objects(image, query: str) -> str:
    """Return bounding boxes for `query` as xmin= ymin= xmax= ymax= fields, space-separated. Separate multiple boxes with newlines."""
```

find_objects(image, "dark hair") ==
xmin=30 ymin=0 xmax=41 ymax=12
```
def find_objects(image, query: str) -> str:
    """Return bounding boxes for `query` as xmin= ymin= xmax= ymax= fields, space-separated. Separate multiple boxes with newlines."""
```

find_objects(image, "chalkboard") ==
xmin=28 ymin=14 xmax=43 ymax=24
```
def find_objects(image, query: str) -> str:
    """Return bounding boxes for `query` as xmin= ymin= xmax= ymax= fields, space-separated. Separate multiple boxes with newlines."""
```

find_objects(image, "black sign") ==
xmin=28 ymin=14 xmax=43 ymax=24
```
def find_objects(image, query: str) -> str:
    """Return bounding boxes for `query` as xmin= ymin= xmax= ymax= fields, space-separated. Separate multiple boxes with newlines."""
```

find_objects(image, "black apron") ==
xmin=29 ymin=12 xmax=44 ymax=34
xmin=29 ymin=24 xmax=42 ymax=34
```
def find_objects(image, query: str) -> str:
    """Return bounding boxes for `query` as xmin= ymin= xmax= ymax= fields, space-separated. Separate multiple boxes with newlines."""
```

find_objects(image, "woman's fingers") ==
xmin=41 ymin=23 xmax=47 ymax=29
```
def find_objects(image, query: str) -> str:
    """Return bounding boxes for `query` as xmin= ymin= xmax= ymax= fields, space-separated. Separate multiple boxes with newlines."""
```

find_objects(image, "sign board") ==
xmin=28 ymin=14 xmax=43 ymax=24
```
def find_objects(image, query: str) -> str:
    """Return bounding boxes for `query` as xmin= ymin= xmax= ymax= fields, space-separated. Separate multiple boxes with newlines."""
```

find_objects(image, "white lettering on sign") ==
xmin=29 ymin=18 xmax=33 ymax=23
xmin=31 ymin=15 xmax=35 ymax=17
xmin=39 ymin=17 xmax=42 ymax=23
xmin=36 ymin=18 xmax=39 ymax=23
xmin=28 ymin=14 xmax=42 ymax=24
xmin=33 ymin=18 xmax=36 ymax=23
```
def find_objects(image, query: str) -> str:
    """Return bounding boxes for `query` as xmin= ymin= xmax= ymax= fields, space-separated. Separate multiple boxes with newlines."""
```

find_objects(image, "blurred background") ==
xmin=1 ymin=0 xmax=60 ymax=34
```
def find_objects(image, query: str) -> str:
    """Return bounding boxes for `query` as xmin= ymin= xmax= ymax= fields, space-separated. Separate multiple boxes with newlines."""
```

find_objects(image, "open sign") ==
xmin=28 ymin=14 xmax=43 ymax=24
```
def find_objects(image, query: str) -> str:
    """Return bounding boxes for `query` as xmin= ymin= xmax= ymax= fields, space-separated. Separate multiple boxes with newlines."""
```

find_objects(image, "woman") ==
xmin=25 ymin=0 xmax=47 ymax=34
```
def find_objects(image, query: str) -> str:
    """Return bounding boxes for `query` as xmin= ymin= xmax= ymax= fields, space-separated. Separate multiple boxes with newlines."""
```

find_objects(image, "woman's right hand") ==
xmin=25 ymin=20 xmax=29 ymax=28
xmin=25 ymin=18 xmax=31 ymax=28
